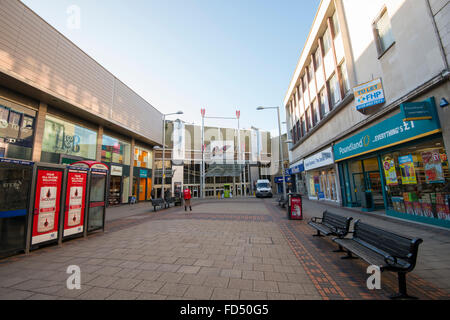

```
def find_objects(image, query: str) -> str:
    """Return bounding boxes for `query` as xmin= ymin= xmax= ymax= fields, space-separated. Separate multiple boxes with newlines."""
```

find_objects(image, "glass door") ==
xmin=88 ymin=172 xmax=107 ymax=232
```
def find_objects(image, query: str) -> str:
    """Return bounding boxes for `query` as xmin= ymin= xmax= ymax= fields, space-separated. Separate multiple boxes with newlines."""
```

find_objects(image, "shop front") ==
xmin=288 ymin=160 xmax=305 ymax=195
xmin=101 ymin=135 xmax=131 ymax=205
xmin=0 ymin=97 xmax=36 ymax=161
xmin=133 ymin=146 xmax=153 ymax=202
xmin=304 ymin=147 xmax=338 ymax=202
xmin=274 ymin=175 xmax=292 ymax=194
xmin=334 ymin=97 xmax=449 ymax=228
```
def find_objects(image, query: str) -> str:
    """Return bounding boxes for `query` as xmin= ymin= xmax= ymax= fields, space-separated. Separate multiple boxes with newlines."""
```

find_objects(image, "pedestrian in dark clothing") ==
xmin=151 ymin=188 xmax=155 ymax=199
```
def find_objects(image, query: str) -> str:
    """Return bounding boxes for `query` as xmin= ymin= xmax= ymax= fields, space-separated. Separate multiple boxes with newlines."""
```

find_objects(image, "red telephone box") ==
xmin=62 ymin=166 xmax=88 ymax=239
xmin=71 ymin=161 xmax=109 ymax=233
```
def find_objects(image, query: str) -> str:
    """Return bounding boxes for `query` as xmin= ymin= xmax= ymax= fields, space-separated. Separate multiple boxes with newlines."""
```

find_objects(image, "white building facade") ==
xmin=284 ymin=0 xmax=450 ymax=228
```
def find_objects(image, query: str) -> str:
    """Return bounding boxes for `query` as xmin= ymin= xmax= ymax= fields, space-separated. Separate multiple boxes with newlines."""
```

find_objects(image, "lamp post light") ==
xmin=256 ymin=106 xmax=287 ymax=200
xmin=157 ymin=111 xmax=183 ymax=200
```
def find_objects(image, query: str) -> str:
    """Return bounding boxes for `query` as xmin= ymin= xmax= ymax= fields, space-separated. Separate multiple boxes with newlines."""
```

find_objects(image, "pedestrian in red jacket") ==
xmin=183 ymin=187 xmax=192 ymax=212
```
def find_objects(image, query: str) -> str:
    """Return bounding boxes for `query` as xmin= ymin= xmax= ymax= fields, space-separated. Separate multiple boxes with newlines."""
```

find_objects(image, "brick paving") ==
xmin=0 ymin=197 xmax=448 ymax=300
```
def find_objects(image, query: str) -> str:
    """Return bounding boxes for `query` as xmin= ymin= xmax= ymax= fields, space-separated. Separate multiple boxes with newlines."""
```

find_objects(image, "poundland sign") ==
xmin=334 ymin=97 xmax=441 ymax=161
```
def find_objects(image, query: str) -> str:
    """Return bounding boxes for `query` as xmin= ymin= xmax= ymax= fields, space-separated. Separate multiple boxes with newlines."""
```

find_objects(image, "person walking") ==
xmin=151 ymin=188 xmax=155 ymax=199
xmin=183 ymin=187 xmax=192 ymax=212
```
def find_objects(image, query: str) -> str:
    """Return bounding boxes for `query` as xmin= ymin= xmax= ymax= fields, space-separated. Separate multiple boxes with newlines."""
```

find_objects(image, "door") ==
xmin=88 ymin=172 xmax=107 ymax=232
xmin=352 ymin=172 xmax=365 ymax=206
xmin=139 ymin=178 xmax=146 ymax=201
xmin=366 ymin=171 xmax=385 ymax=209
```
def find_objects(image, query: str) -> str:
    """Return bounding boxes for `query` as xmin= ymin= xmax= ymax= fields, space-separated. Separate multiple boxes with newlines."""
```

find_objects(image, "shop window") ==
xmin=0 ymin=100 xmax=36 ymax=160
xmin=102 ymin=135 xmax=131 ymax=165
xmin=134 ymin=147 xmax=152 ymax=168
xmin=382 ymin=138 xmax=449 ymax=221
xmin=41 ymin=115 xmax=97 ymax=163
xmin=373 ymin=8 xmax=395 ymax=57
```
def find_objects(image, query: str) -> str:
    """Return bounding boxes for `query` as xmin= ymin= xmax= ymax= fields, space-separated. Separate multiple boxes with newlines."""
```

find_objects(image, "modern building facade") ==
xmin=153 ymin=119 xmax=273 ymax=198
xmin=0 ymin=0 xmax=163 ymax=205
xmin=284 ymin=0 xmax=450 ymax=228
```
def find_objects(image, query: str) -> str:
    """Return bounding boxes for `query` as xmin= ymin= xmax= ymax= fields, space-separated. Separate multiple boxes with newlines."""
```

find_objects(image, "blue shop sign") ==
xmin=334 ymin=97 xmax=441 ymax=161
xmin=289 ymin=164 xmax=304 ymax=175
xmin=140 ymin=169 xmax=148 ymax=178
xmin=275 ymin=176 xmax=291 ymax=183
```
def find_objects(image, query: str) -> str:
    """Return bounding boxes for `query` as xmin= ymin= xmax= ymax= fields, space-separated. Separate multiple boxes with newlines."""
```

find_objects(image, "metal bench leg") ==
xmin=390 ymin=273 xmax=418 ymax=300
xmin=333 ymin=245 xmax=345 ymax=253
xmin=313 ymin=230 xmax=324 ymax=237
xmin=341 ymin=251 xmax=358 ymax=259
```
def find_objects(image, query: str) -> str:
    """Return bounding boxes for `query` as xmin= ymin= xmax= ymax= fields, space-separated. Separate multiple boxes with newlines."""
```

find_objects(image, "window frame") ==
xmin=373 ymin=7 xmax=395 ymax=58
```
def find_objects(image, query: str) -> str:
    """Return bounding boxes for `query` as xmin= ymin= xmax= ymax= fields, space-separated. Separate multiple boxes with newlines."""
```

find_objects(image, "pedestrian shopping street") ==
xmin=0 ymin=198 xmax=449 ymax=300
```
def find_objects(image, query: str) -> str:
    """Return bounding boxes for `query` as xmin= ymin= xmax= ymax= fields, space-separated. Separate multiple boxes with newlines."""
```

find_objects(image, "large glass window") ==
xmin=314 ymin=48 xmax=322 ymax=69
xmin=134 ymin=147 xmax=152 ymax=168
xmin=328 ymin=73 xmax=340 ymax=107
xmin=340 ymin=62 xmax=350 ymax=94
xmin=41 ymin=115 xmax=97 ymax=163
xmin=319 ymin=89 xmax=329 ymax=117
xmin=383 ymin=138 xmax=449 ymax=221
xmin=374 ymin=8 xmax=395 ymax=55
xmin=102 ymin=135 xmax=131 ymax=165
xmin=332 ymin=11 xmax=340 ymax=37
xmin=0 ymin=99 xmax=36 ymax=160
xmin=322 ymin=28 xmax=332 ymax=55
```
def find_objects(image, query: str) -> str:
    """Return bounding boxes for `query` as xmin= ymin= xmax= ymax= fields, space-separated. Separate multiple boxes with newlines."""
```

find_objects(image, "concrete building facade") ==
xmin=0 ymin=0 xmax=163 ymax=205
xmin=284 ymin=0 xmax=450 ymax=228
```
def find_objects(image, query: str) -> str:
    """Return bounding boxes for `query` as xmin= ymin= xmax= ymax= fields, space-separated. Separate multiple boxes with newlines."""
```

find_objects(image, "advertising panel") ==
xmin=209 ymin=141 xmax=234 ymax=163
xmin=32 ymin=169 xmax=63 ymax=245
xmin=63 ymin=170 xmax=87 ymax=237
xmin=290 ymin=196 xmax=303 ymax=220
xmin=399 ymin=155 xmax=417 ymax=185
xmin=382 ymin=156 xmax=398 ymax=186
xmin=353 ymin=78 xmax=385 ymax=110
xmin=421 ymin=150 xmax=445 ymax=184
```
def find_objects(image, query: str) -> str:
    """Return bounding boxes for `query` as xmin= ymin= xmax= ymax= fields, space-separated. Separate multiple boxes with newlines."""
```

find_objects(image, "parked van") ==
xmin=256 ymin=179 xmax=273 ymax=198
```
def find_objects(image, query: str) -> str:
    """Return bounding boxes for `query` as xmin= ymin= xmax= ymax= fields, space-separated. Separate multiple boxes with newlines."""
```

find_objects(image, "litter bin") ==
xmin=287 ymin=193 xmax=303 ymax=220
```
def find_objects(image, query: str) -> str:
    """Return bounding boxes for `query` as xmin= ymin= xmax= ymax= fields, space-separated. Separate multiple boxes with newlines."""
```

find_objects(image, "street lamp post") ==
xmin=159 ymin=111 xmax=183 ymax=200
xmin=257 ymin=106 xmax=287 ymax=200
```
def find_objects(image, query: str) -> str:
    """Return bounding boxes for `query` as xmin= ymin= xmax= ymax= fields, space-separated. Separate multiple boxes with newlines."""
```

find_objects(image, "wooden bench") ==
xmin=333 ymin=220 xmax=423 ymax=299
xmin=150 ymin=198 xmax=165 ymax=211
xmin=308 ymin=211 xmax=352 ymax=251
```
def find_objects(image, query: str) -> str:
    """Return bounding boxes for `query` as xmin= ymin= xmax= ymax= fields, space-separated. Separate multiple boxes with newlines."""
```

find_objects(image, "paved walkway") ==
xmin=0 ymin=198 xmax=448 ymax=300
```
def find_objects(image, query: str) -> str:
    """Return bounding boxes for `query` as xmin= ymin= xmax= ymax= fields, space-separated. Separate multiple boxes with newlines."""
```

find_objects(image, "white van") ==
xmin=255 ymin=179 xmax=273 ymax=198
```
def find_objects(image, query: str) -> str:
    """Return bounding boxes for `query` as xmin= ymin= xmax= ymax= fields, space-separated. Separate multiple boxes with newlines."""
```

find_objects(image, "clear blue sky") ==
xmin=22 ymin=0 xmax=319 ymax=134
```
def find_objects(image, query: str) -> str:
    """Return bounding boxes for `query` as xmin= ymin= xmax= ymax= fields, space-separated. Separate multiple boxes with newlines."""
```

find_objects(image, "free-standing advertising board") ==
xmin=63 ymin=168 xmax=88 ymax=238
xmin=31 ymin=169 xmax=63 ymax=245
xmin=288 ymin=194 xmax=303 ymax=220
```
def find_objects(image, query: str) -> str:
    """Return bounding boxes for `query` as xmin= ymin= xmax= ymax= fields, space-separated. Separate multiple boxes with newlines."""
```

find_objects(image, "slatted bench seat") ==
xmin=150 ymin=198 xmax=165 ymax=211
xmin=333 ymin=220 xmax=423 ymax=299
xmin=165 ymin=197 xmax=175 ymax=208
xmin=308 ymin=211 xmax=352 ymax=252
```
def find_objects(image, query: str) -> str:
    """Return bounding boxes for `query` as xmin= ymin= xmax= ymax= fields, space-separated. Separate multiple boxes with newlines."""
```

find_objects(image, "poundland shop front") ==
xmin=334 ymin=98 xmax=449 ymax=228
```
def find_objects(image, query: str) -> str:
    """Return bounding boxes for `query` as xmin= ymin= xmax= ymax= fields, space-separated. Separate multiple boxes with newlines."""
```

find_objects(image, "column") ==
xmin=31 ymin=102 xmax=47 ymax=162
xmin=96 ymin=125 xmax=103 ymax=161
xmin=129 ymin=138 xmax=135 ymax=200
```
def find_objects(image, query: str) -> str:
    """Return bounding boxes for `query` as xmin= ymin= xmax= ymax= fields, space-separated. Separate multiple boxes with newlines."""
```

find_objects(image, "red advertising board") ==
xmin=32 ymin=170 xmax=63 ymax=245
xmin=290 ymin=196 xmax=303 ymax=220
xmin=63 ymin=170 xmax=87 ymax=237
